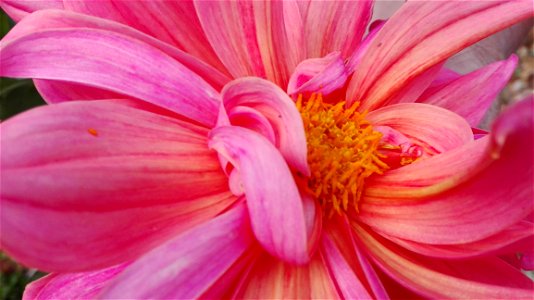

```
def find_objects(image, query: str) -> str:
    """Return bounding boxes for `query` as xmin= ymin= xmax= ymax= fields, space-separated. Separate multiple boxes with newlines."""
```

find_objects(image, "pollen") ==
xmin=88 ymin=128 xmax=98 ymax=136
xmin=297 ymin=94 xmax=388 ymax=216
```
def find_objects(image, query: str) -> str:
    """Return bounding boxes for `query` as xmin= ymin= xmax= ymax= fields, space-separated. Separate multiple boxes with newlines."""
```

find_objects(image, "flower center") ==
xmin=297 ymin=94 xmax=389 ymax=216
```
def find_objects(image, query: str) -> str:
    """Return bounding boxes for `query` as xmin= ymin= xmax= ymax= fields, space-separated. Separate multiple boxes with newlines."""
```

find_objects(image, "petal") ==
xmin=221 ymin=77 xmax=309 ymax=175
xmin=366 ymin=103 xmax=473 ymax=156
xmin=99 ymin=203 xmax=254 ymax=299
xmin=360 ymin=98 xmax=534 ymax=244
xmin=23 ymin=264 xmax=127 ymax=300
xmin=347 ymin=0 xmax=533 ymax=110
xmin=321 ymin=234 xmax=373 ymax=299
xmin=418 ymin=55 xmax=518 ymax=127
xmin=303 ymin=0 xmax=372 ymax=59
xmin=385 ymin=221 xmax=534 ymax=259
xmin=1 ymin=100 xmax=233 ymax=272
xmin=238 ymin=253 xmax=340 ymax=299
xmin=194 ymin=0 xmax=304 ymax=87
xmin=355 ymin=224 xmax=534 ymax=299
xmin=287 ymin=51 xmax=349 ymax=99
xmin=209 ymin=126 xmax=309 ymax=264
xmin=3 ymin=10 xmax=230 ymax=93
xmin=0 ymin=0 xmax=63 ymax=21
xmin=1 ymin=24 xmax=220 ymax=126
xmin=62 ymin=0 xmax=227 ymax=74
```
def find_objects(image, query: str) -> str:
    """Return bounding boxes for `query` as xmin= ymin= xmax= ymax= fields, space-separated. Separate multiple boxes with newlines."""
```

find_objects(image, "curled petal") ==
xmin=367 ymin=103 xmax=473 ymax=156
xmin=360 ymin=98 xmax=534 ymax=244
xmin=209 ymin=126 xmax=310 ymax=264
xmin=0 ymin=0 xmax=63 ymax=21
xmin=287 ymin=52 xmax=349 ymax=99
xmin=221 ymin=77 xmax=309 ymax=175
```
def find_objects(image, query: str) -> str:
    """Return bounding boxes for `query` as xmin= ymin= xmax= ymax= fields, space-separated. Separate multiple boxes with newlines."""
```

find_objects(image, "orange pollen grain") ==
xmin=297 ymin=94 xmax=388 ymax=216
xmin=88 ymin=128 xmax=98 ymax=136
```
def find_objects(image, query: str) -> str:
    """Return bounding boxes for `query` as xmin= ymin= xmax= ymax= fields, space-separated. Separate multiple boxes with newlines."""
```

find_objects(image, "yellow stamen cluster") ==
xmin=297 ymin=94 xmax=389 ymax=216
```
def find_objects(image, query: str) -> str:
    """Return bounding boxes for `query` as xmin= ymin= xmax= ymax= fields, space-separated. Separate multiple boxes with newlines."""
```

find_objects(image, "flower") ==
xmin=1 ymin=0 xmax=533 ymax=299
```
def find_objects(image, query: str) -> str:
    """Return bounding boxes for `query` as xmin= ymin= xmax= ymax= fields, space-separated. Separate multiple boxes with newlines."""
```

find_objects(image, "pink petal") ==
xmin=0 ymin=0 xmax=63 ymax=21
xmin=385 ymin=221 xmax=534 ymax=259
xmin=99 ymin=203 xmax=254 ymax=299
xmin=194 ymin=1 xmax=304 ymax=87
xmin=355 ymin=225 xmax=534 ymax=299
xmin=209 ymin=126 xmax=310 ymax=264
xmin=3 ymin=10 xmax=230 ymax=93
xmin=1 ymin=23 xmax=220 ymax=126
xmin=347 ymin=1 xmax=533 ymax=111
xmin=23 ymin=264 xmax=127 ymax=300
xmin=303 ymin=1 xmax=372 ymax=59
xmin=62 ymin=0 xmax=227 ymax=74
xmin=321 ymin=234 xmax=373 ymax=299
xmin=418 ymin=55 xmax=518 ymax=127
xmin=366 ymin=103 xmax=473 ymax=156
xmin=238 ymin=253 xmax=340 ymax=299
xmin=347 ymin=20 xmax=386 ymax=74
xmin=1 ymin=100 xmax=233 ymax=271
xmin=359 ymin=98 xmax=534 ymax=244
xmin=33 ymin=80 xmax=127 ymax=104
xmin=287 ymin=51 xmax=349 ymax=99
xmin=221 ymin=77 xmax=309 ymax=175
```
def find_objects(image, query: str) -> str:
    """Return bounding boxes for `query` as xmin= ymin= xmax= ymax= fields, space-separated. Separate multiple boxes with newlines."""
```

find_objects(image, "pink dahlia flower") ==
xmin=1 ymin=0 xmax=533 ymax=299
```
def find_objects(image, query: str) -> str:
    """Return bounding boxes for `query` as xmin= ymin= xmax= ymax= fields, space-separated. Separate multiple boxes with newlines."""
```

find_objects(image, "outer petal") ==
xmin=221 ymin=77 xmax=309 ymax=175
xmin=238 ymin=253 xmax=340 ymax=299
xmin=355 ymin=225 xmax=534 ymax=299
xmin=0 ymin=0 xmax=63 ymax=21
xmin=287 ymin=51 xmax=349 ymax=99
xmin=209 ymin=126 xmax=309 ymax=264
xmin=347 ymin=0 xmax=533 ymax=110
xmin=360 ymin=99 xmax=534 ymax=244
xmin=99 ymin=203 xmax=254 ymax=299
xmin=194 ymin=0 xmax=304 ymax=87
xmin=0 ymin=25 xmax=220 ymax=126
xmin=303 ymin=0 xmax=372 ymax=59
xmin=62 ymin=0 xmax=227 ymax=74
xmin=418 ymin=55 xmax=518 ymax=127
xmin=385 ymin=221 xmax=533 ymax=259
xmin=23 ymin=264 xmax=127 ymax=300
xmin=366 ymin=103 xmax=473 ymax=156
xmin=1 ymin=100 xmax=233 ymax=271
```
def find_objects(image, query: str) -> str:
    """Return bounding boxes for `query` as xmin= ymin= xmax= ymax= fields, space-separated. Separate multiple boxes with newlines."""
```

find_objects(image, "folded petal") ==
xmin=194 ymin=0 xmax=304 ymax=87
xmin=1 ymin=23 xmax=220 ymax=126
xmin=23 ymin=264 xmax=127 ymax=300
xmin=287 ymin=52 xmax=349 ymax=99
xmin=221 ymin=77 xmax=309 ymax=175
xmin=1 ymin=100 xmax=233 ymax=272
xmin=360 ymin=99 xmax=533 ymax=244
xmin=418 ymin=55 xmax=518 ymax=126
xmin=366 ymin=103 xmax=473 ymax=156
xmin=355 ymin=225 xmax=534 ymax=299
xmin=62 ymin=0 xmax=227 ymax=74
xmin=99 ymin=203 xmax=254 ymax=299
xmin=209 ymin=126 xmax=310 ymax=264
xmin=238 ymin=253 xmax=340 ymax=299
xmin=0 ymin=0 xmax=63 ymax=21
xmin=303 ymin=0 xmax=372 ymax=59
xmin=347 ymin=0 xmax=533 ymax=110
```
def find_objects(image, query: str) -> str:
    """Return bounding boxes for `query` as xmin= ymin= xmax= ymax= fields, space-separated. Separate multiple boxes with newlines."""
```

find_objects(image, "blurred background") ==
xmin=0 ymin=8 xmax=533 ymax=300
